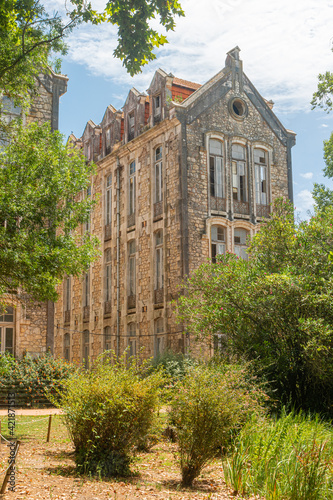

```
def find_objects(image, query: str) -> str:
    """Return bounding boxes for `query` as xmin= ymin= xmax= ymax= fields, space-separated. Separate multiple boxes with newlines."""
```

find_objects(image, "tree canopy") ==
xmin=0 ymin=0 xmax=184 ymax=103
xmin=0 ymin=121 xmax=99 ymax=303
xmin=177 ymin=199 xmax=333 ymax=415
xmin=311 ymin=70 xmax=333 ymax=210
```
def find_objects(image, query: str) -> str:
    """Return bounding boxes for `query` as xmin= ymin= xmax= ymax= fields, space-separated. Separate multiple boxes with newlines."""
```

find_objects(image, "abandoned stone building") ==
xmin=0 ymin=70 xmax=68 ymax=358
xmin=52 ymin=47 xmax=296 ymax=364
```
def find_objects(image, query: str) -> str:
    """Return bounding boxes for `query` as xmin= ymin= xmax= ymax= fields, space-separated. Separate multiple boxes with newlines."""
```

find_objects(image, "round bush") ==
xmin=170 ymin=363 xmax=266 ymax=487
xmin=55 ymin=353 xmax=164 ymax=477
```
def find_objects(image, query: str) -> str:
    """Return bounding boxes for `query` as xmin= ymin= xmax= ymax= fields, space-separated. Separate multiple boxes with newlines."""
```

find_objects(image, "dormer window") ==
xmin=105 ymin=128 xmax=111 ymax=155
xmin=128 ymin=112 xmax=135 ymax=141
xmin=153 ymin=95 xmax=161 ymax=125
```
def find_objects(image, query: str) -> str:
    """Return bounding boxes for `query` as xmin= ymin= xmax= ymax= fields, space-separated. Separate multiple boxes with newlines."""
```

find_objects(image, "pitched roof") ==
xmin=172 ymin=77 xmax=201 ymax=90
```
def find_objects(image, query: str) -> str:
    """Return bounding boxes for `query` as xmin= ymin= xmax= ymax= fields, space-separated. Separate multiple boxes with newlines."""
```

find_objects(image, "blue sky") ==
xmin=49 ymin=0 xmax=333 ymax=220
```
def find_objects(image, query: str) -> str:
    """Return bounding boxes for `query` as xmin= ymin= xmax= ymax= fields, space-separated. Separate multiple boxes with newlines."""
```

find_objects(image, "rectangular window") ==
xmin=85 ymin=185 xmax=91 ymax=232
xmin=155 ymin=147 xmax=163 ymax=203
xmin=128 ymin=241 xmax=136 ymax=300
xmin=128 ymin=112 xmax=135 ymax=140
xmin=232 ymin=145 xmax=247 ymax=203
xmin=83 ymin=272 xmax=90 ymax=307
xmin=83 ymin=330 xmax=89 ymax=369
xmin=105 ymin=174 xmax=112 ymax=226
xmin=254 ymin=149 xmax=268 ymax=205
xmin=0 ymin=327 xmax=14 ymax=354
xmin=105 ymin=249 xmax=112 ymax=302
xmin=129 ymin=161 xmax=136 ymax=216
xmin=64 ymin=277 xmax=71 ymax=312
xmin=209 ymin=139 xmax=224 ymax=198
xmin=155 ymin=231 xmax=163 ymax=290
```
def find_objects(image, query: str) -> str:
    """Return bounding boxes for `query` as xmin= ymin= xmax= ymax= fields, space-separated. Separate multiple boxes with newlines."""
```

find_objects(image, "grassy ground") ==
xmin=0 ymin=414 xmax=258 ymax=500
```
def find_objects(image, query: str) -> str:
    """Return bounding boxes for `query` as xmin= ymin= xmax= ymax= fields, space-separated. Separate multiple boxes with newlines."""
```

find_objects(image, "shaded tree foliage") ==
xmin=0 ymin=122 xmax=99 ymax=302
xmin=177 ymin=199 xmax=333 ymax=415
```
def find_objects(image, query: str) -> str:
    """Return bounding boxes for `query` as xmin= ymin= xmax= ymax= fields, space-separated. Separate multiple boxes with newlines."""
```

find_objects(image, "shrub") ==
xmin=0 ymin=352 xmax=76 ymax=407
xmin=169 ymin=363 xmax=266 ymax=487
xmin=53 ymin=353 xmax=164 ymax=477
xmin=148 ymin=350 xmax=197 ymax=382
xmin=223 ymin=410 xmax=333 ymax=499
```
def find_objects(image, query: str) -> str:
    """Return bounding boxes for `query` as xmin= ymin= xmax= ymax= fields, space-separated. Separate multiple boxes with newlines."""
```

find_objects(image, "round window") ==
xmin=229 ymin=97 xmax=247 ymax=120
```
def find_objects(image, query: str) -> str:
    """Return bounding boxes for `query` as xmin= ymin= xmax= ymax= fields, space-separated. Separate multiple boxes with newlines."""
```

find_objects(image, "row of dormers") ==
xmin=68 ymin=69 xmax=201 ymax=162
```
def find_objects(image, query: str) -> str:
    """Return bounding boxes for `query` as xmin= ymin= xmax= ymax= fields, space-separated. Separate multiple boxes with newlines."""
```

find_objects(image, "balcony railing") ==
xmin=256 ymin=204 xmax=270 ymax=218
xmin=154 ymin=201 xmax=163 ymax=219
xmin=83 ymin=306 xmax=90 ymax=322
xmin=233 ymin=200 xmax=250 ymax=215
xmin=127 ymin=294 xmax=136 ymax=310
xmin=211 ymin=196 xmax=226 ymax=212
xmin=154 ymin=288 xmax=164 ymax=305
xmin=104 ymin=224 xmax=111 ymax=241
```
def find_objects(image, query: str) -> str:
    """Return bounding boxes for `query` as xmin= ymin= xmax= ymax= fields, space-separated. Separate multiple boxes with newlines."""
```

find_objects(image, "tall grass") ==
xmin=223 ymin=410 xmax=333 ymax=500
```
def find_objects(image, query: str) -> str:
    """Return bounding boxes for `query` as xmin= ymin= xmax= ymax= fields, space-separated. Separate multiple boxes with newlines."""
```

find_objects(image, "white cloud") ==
xmin=321 ymin=123 xmax=329 ymax=128
xmin=57 ymin=0 xmax=333 ymax=113
xmin=300 ymin=172 xmax=314 ymax=179
xmin=295 ymin=189 xmax=314 ymax=217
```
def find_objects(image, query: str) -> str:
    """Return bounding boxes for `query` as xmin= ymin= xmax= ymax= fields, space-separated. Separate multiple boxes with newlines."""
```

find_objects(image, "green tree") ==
xmin=311 ymin=71 xmax=333 ymax=210
xmin=0 ymin=0 xmax=184 ymax=103
xmin=177 ymin=199 xmax=333 ymax=415
xmin=0 ymin=121 xmax=99 ymax=302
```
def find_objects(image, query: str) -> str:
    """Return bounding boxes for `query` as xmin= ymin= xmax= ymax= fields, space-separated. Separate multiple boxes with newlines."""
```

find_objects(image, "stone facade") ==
xmin=1 ymin=69 xmax=68 ymax=358
xmin=53 ymin=47 xmax=295 ymax=364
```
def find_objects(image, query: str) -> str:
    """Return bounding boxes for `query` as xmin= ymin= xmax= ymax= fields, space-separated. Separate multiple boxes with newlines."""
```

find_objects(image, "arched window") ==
xmin=64 ymin=333 xmax=70 ymax=361
xmin=211 ymin=225 xmax=225 ymax=263
xmin=254 ymin=149 xmax=268 ymax=205
xmin=232 ymin=144 xmax=247 ymax=202
xmin=234 ymin=228 xmax=249 ymax=260
xmin=104 ymin=326 xmax=112 ymax=351
xmin=209 ymin=139 xmax=224 ymax=198
xmin=83 ymin=330 xmax=89 ymax=369
xmin=127 ymin=322 xmax=136 ymax=357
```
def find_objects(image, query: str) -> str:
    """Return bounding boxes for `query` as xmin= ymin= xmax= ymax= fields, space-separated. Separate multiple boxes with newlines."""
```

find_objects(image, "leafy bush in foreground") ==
xmin=170 ymin=363 xmax=266 ymax=487
xmin=53 ymin=353 xmax=164 ymax=477
xmin=224 ymin=410 xmax=333 ymax=499
xmin=0 ymin=353 xmax=75 ymax=407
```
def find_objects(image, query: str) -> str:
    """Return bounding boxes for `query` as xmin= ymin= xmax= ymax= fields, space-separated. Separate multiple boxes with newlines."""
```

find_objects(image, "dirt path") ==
xmin=0 ymin=408 xmax=63 ymax=416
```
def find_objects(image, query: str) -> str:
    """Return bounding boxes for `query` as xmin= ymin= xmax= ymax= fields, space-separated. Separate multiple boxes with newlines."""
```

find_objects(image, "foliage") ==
xmin=52 ymin=352 xmax=164 ymax=477
xmin=312 ymin=131 xmax=333 ymax=210
xmin=0 ymin=0 xmax=184 ymax=107
xmin=0 ymin=121 xmax=99 ymax=302
xmin=169 ymin=363 xmax=266 ymax=487
xmin=0 ymin=352 xmax=76 ymax=407
xmin=224 ymin=410 xmax=333 ymax=499
xmin=148 ymin=350 xmax=197 ymax=383
xmin=177 ymin=199 xmax=333 ymax=416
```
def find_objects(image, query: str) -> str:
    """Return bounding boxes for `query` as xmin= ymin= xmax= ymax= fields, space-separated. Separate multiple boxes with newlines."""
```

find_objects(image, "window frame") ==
xmin=105 ymin=249 xmax=112 ymax=302
xmin=64 ymin=332 xmax=70 ymax=361
xmin=155 ymin=230 xmax=163 ymax=290
xmin=105 ymin=174 xmax=112 ymax=226
xmin=234 ymin=227 xmax=250 ymax=260
xmin=154 ymin=147 xmax=163 ymax=203
xmin=211 ymin=225 xmax=226 ymax=263
xmin=209 ymin=139 xmax=224 ymax=199
xmin=83 ymin=271 xmax=90 ymax=307
xmin=82 ymin=329 xmax=90 ymax=369
xmin=254 ymin=148 xmax=268 ymax=206
xmin=0 ymin=306 xmax=14 ymax=355
xmin=128 ymin=161 xmax=136 ymax=216
xmin=231 ymin=144 xmax=247 ymax=203
xmin=128 ymin=240 xmax=136 ymax=297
